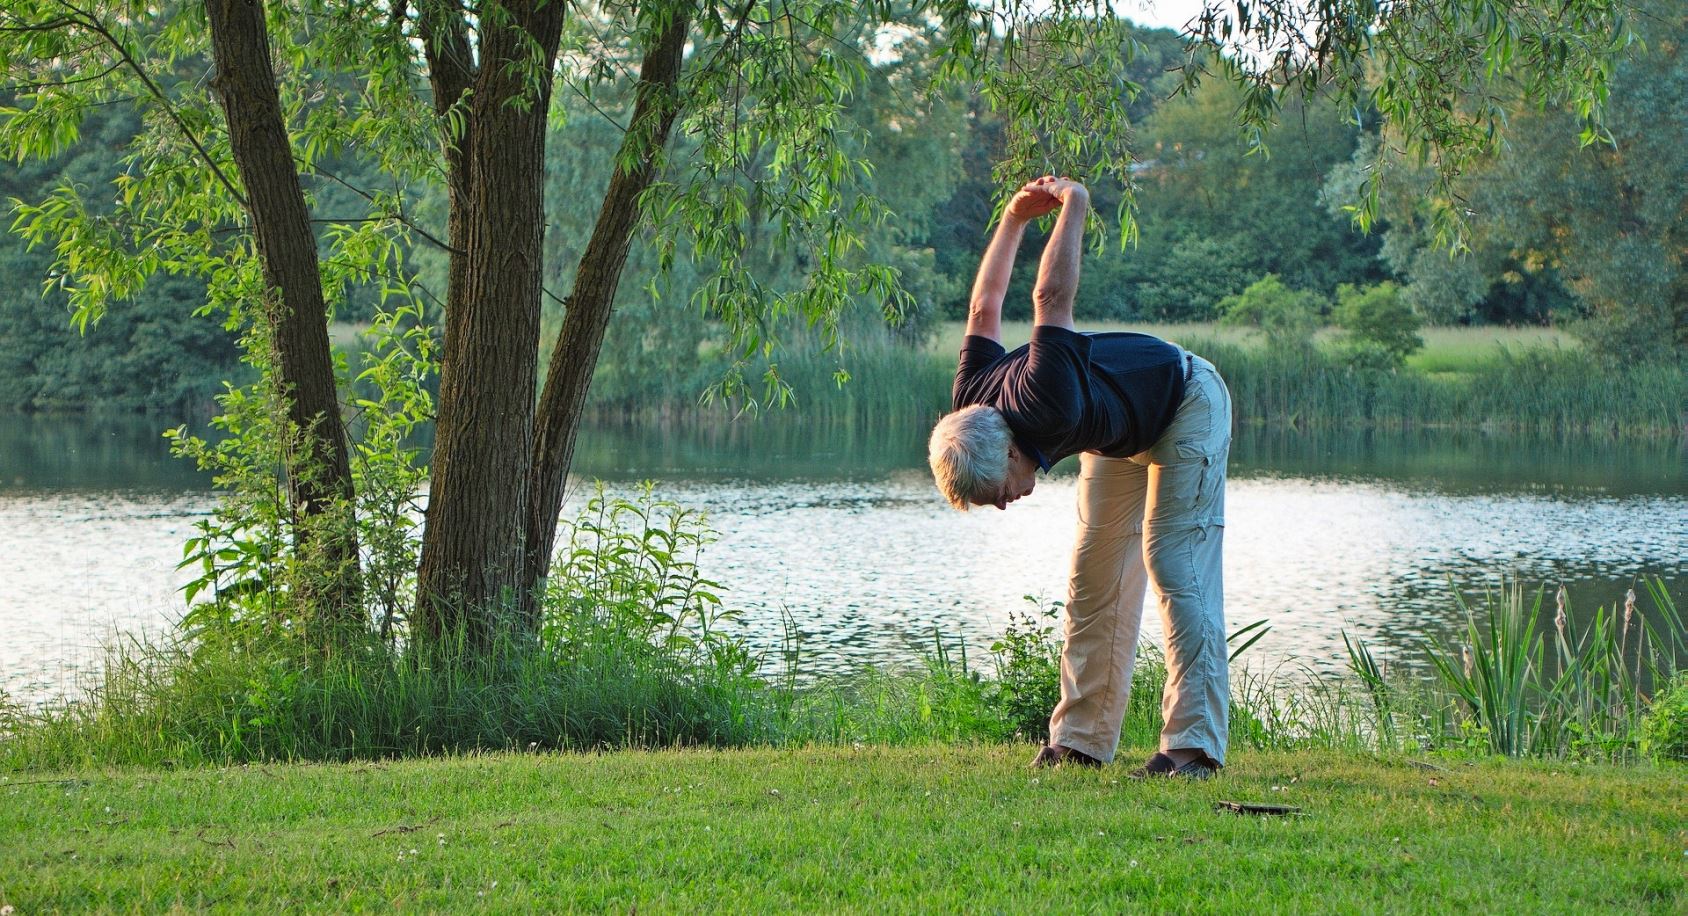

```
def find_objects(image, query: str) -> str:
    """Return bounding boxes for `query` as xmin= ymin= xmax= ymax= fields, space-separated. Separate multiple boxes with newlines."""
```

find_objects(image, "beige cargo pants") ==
xmin=1048 ymin=353 xmax=1232 ymax=765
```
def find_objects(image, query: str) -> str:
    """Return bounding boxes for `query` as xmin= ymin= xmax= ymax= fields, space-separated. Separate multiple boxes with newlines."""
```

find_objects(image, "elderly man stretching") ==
xmin=928 ymin=176 xmax=1233 ymax=779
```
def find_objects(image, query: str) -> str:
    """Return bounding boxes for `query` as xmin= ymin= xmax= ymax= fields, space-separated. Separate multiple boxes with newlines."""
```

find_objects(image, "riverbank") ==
xmin=3 ymin=745 xmax=1682 ymax=911
xmin=586 ymin=323 xmax=1684 ymax=435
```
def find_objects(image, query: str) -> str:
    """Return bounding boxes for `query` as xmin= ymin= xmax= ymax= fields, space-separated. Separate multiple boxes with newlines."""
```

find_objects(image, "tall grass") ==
xmin=1423 ymin=578 xmax=1685 ymax=759
xmin=0 ymin=624 xmax=786 ymax=769
xmin=587 ymin=335 xmax=1684 ymax=436
xmin=586 ymin=342 xmax=955 ymax=426
xmin=0 ymin=486 xmax=785 ymax=769
xmin=1190 ymin=341 xmax=1685 ymax=435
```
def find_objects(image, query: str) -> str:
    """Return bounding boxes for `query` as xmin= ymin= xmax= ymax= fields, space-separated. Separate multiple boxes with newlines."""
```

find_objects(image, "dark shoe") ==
xmin=1030 ymin=744 xmax=1104 ymax=769
xmin=1127 ymin=751 xmax=1218 ymax=780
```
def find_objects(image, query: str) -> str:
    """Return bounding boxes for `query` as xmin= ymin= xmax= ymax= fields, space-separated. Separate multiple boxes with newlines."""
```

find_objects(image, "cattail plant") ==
xmin=1429 ymin=575 xmax=1685 ymax=760
xmin=1554 ymin=586 xmax=1569 ymax=679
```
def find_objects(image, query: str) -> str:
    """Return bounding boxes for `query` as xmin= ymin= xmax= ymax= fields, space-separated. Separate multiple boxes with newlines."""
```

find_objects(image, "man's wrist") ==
xmin=999 ymin=215 xmax=1031 ymax=237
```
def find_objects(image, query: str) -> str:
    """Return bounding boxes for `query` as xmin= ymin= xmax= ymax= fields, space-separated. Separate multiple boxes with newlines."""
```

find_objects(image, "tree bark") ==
xmin=205 ymin=0 xmax=360 ymax=630
xmin=414 ymin=0 xmax=567 ymax=645
xmin=521 ymin=13 xmax=691 ymax=616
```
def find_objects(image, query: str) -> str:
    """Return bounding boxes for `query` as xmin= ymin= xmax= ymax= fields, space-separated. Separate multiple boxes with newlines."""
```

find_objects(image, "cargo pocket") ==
xmin=1171 ymin=441 xmax=1225 ymax=530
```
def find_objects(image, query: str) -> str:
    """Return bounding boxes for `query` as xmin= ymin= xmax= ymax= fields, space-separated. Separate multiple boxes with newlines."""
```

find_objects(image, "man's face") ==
xmin=971 ymin=445 xmax=1038 ymax=511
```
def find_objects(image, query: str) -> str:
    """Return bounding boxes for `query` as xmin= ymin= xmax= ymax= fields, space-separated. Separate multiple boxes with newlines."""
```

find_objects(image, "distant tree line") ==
xmin=3 ymin=9 xmax=1680 ymax=417
xmin=0 ymin=106 xmax=239 ymax=414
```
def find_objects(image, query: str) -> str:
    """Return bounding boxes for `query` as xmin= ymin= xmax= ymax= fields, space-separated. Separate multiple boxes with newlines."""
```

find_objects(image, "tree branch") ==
xmin=0 ymin=58 xmax=121 ymax=91
xmin=304 ymin=161 xmax=461 ymax=255
xmin=52 ymin=0 xmax=247 ymax=208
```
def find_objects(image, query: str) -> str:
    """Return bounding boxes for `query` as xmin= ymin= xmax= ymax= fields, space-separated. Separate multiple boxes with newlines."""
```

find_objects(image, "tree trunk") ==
xmin=205 ymin=0 xmax=360 ymax=631
xmin=414 ymin=0 xmax=566 ymax=646
xmin=522 ymin=13 xmax=691 ymax=617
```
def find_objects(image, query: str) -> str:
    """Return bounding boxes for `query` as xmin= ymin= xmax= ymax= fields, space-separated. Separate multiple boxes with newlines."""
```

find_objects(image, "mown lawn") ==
xmin=3 ymin=745 xmax=1682 ymax=912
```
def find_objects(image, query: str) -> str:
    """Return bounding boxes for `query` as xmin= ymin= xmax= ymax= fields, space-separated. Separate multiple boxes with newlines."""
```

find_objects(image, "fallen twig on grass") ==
xmin=372 ymin=816 xmax=441 ymax=838
xmin=196 ymin=829 xmax=236 ymax=849
xmin=1215 ymin=800 xmax=1303 ymax=817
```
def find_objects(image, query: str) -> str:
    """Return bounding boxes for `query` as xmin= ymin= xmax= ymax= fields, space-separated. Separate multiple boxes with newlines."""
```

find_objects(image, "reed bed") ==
xmin=616 ymin=337 xmax=1683 ymax=435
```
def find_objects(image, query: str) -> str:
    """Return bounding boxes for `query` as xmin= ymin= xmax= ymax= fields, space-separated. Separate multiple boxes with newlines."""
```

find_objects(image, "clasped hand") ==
xmin=1005 ymin=175 xmax=1088 ymax=223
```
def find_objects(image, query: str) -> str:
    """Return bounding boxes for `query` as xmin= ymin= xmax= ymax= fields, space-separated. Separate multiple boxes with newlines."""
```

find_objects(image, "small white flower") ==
xmin=491 ymin=881 xmax=498 ymax=888
xmin=409 ymin=848 xmax=417 ymax=855
xmin=3 ymin=904 xmax=15 ymax=915
xmin=1129 ymin=860 xmax=1138 ymax=868
xmin=104 ymin=806 xmax=112 ymax=813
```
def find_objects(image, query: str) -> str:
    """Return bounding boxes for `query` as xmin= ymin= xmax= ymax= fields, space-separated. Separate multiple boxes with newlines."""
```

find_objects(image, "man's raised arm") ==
xmin=966 ymin=179 xmax=1062 ymax=343
xmin=1031 ymin=178 xmax=1088 ymax=332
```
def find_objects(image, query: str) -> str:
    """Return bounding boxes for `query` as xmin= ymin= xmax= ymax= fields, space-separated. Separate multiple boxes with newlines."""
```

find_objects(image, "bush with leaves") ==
xmin=988 ymin=598 xmax=1066 ymax=741
xmin=1641 ymin=674 xmax=1688 ymax=764
xmin=1333 ymin=281 xmax=1422 ymax=369
xmin=543 ymin=482 xmax=758 ymax=684
xmin=1219 ymin=274 xmax=1324 ymax=351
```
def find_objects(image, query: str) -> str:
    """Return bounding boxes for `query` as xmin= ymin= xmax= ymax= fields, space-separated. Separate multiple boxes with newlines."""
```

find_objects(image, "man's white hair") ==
xmin=928 ymin=404 xmax=1012 ymax=511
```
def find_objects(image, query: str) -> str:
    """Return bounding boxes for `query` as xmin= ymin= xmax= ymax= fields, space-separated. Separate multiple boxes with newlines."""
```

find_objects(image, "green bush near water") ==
xmin=1641 ymin=674 xmax=1688 ymax=764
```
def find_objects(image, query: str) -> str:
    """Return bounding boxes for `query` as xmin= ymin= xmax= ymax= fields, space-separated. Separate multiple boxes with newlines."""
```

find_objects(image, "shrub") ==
xmin=1133 ymin=236 xmax=1258 ymax=322
xmin=989 ymin=599 xmax=1065 ymax=741
xmin=1333 ymin=281 xmax=1422 ymax=368
xmin=1641 ymin=674 xmax=1688 ymax=764
xmin=1218 ymin=274 xmax=1324 ymax=350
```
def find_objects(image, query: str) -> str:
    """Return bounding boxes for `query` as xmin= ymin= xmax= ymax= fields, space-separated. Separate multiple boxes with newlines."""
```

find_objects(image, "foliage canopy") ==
xmin=0 ymin=0 xmax=1650 ymax=640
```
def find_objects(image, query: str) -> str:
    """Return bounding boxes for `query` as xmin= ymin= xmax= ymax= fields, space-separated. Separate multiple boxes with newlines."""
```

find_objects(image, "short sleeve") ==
xmin=952 ymin=335 xmax=1006 ymax=409
xmin=1003 ymin=326 xmax=1090 ymax=438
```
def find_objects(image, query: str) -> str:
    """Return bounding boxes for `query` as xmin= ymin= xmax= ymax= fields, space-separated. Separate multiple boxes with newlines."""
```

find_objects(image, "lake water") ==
xmin=2 ymin=413 xmax=1683 ymax=703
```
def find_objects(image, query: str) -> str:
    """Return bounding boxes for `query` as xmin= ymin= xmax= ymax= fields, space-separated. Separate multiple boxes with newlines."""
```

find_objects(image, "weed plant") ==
xmin=0 ymin=486 xmax=785 ymax=769
xmin=1423 ymin=578 xmax=1685 ymax=759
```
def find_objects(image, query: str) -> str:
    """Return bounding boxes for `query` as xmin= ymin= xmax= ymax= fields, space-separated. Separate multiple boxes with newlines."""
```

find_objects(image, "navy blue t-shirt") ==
xmin=951 ymin=325 xmax=1187 ymax=467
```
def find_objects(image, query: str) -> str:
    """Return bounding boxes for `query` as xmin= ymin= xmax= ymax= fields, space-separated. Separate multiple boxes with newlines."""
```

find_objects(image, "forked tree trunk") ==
xmin=521 ymin=12 xmax=692 ymax=620
xmin=205 ymin=0 xmax=360 ymax=630
xmin=413 ymin=0 xmax=567 ymax=646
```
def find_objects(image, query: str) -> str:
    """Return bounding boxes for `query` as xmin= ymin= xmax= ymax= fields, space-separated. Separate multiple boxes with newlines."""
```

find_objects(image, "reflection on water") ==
xmin=2 ymin=412 xmax=1683 ymax=700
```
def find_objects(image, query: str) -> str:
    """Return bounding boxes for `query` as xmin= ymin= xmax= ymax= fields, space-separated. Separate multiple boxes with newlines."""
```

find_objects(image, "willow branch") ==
xmin=54 ymin=0 xmax=248 ymax=207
